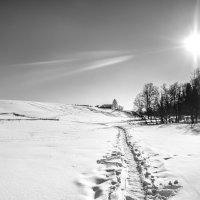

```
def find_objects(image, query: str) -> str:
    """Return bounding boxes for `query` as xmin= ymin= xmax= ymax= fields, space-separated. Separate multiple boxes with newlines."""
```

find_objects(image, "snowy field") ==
xmin=0 ymin=100 xmax=199 ymax=200
xmin=129 ymin=124 xmax=200 ymax=200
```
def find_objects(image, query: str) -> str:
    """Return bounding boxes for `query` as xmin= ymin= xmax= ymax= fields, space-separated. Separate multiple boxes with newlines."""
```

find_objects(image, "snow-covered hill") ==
xmin=0 ymin=100 xmax=133 ymax=200
xmin=0 ymin=100 xmax=132 ymax=121
xmin=0 ymin=100 xmax=199 ymax=200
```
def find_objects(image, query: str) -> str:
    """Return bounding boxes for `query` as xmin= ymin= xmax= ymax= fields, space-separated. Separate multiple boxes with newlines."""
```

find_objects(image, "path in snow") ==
xmin=119 ymin=126 xmax=145 ymax=200
xmin=124 ymin=125 xmax=182 ymax=200
xmin=87 ymin=124 xmax=182 ymax=200
xmin=85 ymin=126 xmax=145 ymax=200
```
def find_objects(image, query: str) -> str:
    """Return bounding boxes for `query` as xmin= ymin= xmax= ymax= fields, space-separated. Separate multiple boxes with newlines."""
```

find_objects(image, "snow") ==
xmin=0 ymin=100 xmax=199 ymax=199
xmin=0 ymin=101 xmax=123 ymax=200
xmin=130 ymin=124 xmax=200 ymax=200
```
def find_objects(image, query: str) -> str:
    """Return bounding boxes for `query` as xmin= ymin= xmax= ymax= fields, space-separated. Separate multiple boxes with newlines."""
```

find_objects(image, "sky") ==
xmin=0 ymin=0 xmax=199 ymax=109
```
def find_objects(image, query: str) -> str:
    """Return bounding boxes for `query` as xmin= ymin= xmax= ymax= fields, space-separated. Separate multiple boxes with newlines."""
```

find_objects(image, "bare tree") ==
xmin=168 ymin=82 xmax=181 ymax=122
xmin=158 ymin=84 xmax=170 ymax=123
xmin=134 ymin=93 xmax=145 ymax=113
xmin=143 ymin=83 xmax=159 ymax=119
xmin=134 ymin=83 xmax=159 ymax=119
xmin=133 ymin=68 xmax=200 ymax=124
xmin=191 ymin=69 xmax=200 ymax=122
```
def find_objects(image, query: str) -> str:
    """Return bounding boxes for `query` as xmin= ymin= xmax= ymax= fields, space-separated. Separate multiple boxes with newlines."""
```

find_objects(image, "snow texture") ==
xmin=0 ymin=100 xmax=199 ymax=200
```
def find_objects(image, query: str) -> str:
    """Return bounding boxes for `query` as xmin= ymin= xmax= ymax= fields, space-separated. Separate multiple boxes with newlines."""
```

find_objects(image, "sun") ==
xmin=184 ymin=31 xmax=200 ymax=56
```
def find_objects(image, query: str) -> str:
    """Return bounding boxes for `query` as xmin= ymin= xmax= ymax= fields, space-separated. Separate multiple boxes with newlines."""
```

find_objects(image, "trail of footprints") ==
xmin=95 ymin=132 xmax=127 ymax=200
xmin=124 ymin=128 xmax=182 ymax=200
xmin=94 ymin=128 xmax=145 ymax=200
xmin=77 ymin=126 xmax=182 ymax=200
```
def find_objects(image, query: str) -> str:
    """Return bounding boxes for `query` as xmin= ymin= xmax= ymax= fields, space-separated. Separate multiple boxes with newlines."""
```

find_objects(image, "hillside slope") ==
xmin=0 ymin=100 xmax=199 ymax=200
xmin=0 ymin=100 xmax=132 ymax=200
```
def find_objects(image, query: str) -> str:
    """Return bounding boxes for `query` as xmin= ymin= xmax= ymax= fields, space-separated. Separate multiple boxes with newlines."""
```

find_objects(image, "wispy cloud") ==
xmin=17 ymin=52 xmax=134 ymax=86
xmin=32 ymin=54 xmax=134 ymax=84
xmin=20 ymin=58 xmax=76 ymax=66
xmin=18 ymin=50 xmax=131 ymax=67
xmin=67 ymin=54 xmax=133 ymax=75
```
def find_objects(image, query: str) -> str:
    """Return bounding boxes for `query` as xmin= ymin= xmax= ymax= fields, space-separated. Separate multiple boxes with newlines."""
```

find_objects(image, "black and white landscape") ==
xmin=0 ymin=1 xmax=200 ymax=200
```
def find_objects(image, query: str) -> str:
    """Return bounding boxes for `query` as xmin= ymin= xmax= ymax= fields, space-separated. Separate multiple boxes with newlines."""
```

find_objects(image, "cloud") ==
xmin=18 ymin=50 xmax=131 ymax=67
xmin=20 ymin=58 xmax=76 ymax=66
xmin=22 ymin=53 xmax=134 ymax=85
xmin=66 ymin=54 xmax=133 ymax=75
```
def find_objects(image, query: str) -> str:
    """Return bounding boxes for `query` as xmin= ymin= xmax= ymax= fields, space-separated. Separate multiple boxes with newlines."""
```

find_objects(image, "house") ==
xmin=99 ymin=104 xmax=112 ymax=109
xmin=99 ymin=99 xmax=123 ymax=111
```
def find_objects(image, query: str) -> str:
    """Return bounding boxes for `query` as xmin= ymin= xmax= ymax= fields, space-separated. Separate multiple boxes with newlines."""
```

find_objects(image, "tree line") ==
xmin=134 ymin=68 xmax=200 ymax=124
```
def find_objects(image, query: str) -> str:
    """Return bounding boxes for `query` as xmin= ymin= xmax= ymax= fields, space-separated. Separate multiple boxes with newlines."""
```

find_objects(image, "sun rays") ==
xmin=183 ymin=0 xmax=200 ymax=68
